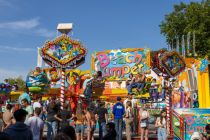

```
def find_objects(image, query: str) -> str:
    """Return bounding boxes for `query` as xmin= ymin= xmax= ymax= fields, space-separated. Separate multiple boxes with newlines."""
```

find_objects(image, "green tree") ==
xmin=160 ymin=0 xmax=210 ymax=58
xmin=7 ymin=76 xmax=26 ymax=91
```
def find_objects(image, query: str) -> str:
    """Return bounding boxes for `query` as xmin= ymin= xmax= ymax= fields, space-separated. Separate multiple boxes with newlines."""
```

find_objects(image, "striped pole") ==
xmin=166 ymin=92 xmax=172 ymax=136
xmin=60 ymin=68 xmax=65 ymax=110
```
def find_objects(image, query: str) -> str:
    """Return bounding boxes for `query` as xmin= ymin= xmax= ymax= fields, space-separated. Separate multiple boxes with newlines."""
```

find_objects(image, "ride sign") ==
xmin=91 ymin=48 xmax=150 ymax=80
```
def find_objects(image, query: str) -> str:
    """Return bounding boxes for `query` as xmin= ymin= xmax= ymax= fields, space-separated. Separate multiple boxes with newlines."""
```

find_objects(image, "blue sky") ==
xmin=0 ymin=0 xmax=201 ymax=81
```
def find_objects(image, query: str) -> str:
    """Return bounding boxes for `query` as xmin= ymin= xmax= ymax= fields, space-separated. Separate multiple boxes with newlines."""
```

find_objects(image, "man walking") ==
xmin=94 ymin=102 xmax=108 ymax=140
xmin=112 ymin=97 xmax=125 ymax=140
xmin=26 ymin=107 xmax=44 ymax=140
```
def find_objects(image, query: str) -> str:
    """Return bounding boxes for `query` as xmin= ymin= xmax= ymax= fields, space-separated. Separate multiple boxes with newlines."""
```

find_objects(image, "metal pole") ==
xmin=60 ymin=68 xmax=65 ymax=109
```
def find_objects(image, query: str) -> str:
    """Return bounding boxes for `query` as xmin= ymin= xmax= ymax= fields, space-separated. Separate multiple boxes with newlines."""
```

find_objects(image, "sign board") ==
xmin=174 ymin=108 xmax=210 ymax=140
xmin=91 ymin=48 xmax=150 ymax=81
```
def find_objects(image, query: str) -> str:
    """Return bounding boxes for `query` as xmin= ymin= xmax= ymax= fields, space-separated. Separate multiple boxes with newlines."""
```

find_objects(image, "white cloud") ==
xmin=0 ymin=45 xmax=36 ymax=52
xmin=0 ymin=17 xmax=55 ymax=38
xmin=35 ymin=28 xmax=56 ymax=38
xmin=0 ymin=18 xmax=40 ymax=30
xmin=0 ymin=68 xmax=27 ymax=82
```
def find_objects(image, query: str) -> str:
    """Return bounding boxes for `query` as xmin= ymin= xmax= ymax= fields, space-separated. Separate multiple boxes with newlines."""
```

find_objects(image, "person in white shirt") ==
xmin=26 ymin=107 xmax=44 ymax=140
xmin=123 ymin=95 xmax=132 ymax=109
xmin=155 ymin=109 xmax=168 ymax=140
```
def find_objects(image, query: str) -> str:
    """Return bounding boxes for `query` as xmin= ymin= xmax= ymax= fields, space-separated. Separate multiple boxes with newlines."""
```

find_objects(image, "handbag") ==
xmin=140 ymin=122 xmax=147 ymax=127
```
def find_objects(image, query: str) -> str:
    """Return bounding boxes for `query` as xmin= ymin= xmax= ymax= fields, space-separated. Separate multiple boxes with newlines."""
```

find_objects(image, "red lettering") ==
xmin=196 ymin=126 xmax=204 ymax=132
xmin=121 ymin=66 xmax=130 ymax=77
xmin=186 ymin=116 xmax=194 ymax=126
xmin=110 ymin=67 xmax=122 ymax=77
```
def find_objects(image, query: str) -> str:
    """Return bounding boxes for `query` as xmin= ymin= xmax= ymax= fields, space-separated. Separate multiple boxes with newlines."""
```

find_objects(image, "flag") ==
xmin=37 ymin=47 xmax=42 ymax=67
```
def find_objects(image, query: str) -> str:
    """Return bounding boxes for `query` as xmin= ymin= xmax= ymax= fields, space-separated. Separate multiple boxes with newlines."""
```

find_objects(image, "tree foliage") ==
xmin=160 ymin=0 xmax=210 ymax=58
xmin=7 ymin=76 xmax=26 ymax=91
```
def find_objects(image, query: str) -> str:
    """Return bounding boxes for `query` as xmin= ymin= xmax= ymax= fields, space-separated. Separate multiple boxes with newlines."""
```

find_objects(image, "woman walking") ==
xmin=75 ymin=100 xmax=86 ymax=140
xmin=125 ymin=101 xmax=133 ymax=140
xmin=85 ymin=107 xmax=96 ymax=140
xmin=155 ymin=109 xmax=167 ymax=140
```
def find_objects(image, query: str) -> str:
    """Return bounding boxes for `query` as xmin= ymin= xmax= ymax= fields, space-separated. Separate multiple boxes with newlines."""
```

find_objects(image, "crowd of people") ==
xmin=0 ymin=93 xmax=209 ymax=140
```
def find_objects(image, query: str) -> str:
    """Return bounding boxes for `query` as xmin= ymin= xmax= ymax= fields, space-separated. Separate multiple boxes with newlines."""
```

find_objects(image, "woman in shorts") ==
xmin=85 ymin=107 xmax=96 ymax=140
xmin=139 ymin=104 xmax=150 ymax=140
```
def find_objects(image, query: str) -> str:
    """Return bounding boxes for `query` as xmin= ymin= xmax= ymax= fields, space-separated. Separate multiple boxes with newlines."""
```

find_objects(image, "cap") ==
xmin=190 ymin=132 xmax=201 ymax=140
xmin=79 ymin=94 xmax=85 ymax=98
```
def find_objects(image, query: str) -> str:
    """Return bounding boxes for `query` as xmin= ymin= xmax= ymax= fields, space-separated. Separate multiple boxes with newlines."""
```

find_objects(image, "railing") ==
xmin=172 ymin=110 xmax=185 ymax=140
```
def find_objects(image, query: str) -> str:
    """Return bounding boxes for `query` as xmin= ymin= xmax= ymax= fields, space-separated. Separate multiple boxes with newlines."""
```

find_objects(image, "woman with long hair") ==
xmin=125 ymin=101 xmax=133 ymax=140
xmin=75 ymin=100 xmax=86 ymax=140
xmin=139 ymin=104 xmax=150 ymax=140
xmin=85 ymin=107 xmax=96 ymax=140
xmin=155 ymin=109 xmax=167 ymax=140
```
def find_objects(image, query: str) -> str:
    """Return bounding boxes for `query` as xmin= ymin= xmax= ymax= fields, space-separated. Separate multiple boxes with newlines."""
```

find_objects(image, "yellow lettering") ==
xmin=126 ymin=54 xmax=133 ymax=63
xmin=131 ymin=65 xmax=138 ymax=75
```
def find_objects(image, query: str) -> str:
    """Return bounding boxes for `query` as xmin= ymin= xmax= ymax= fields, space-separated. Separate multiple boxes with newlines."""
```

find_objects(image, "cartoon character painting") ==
xmin=41 ymin=35 xmax=87 ymax=68
xmin=26 ymin=67 xmax=49 ymax=93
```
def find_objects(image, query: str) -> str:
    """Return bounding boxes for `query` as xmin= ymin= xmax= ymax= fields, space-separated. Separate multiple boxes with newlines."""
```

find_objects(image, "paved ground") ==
xmin=42 ymin=122 xmax=159 ymax=139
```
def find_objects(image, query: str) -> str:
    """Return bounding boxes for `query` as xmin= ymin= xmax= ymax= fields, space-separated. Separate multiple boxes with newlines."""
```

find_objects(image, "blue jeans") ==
xmin=127 ymin=83 xmax=138 ymax=94
xmin=47 ymin=121 xmax=58 ymax=140
xmin=137 ymin=82 xmax=145 ymax=89
xmin=150 ymin=89 xmax=158 ymax=100
xmin=98 ymin=122 xmax=106 ymax=140
xmin=114 ymin=119 xmax=123 ymax=140
xmin=158 ymin=128 xmax=167 ymax=140
xmin=75 ymin=124 xmax=85 ymax=134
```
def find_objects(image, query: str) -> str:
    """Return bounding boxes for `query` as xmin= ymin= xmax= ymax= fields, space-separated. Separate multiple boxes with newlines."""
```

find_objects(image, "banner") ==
xmin=91 ymin=48 xmax=150 ymax=81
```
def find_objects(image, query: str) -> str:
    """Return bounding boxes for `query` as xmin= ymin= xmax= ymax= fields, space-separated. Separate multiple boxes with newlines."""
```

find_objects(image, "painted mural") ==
xmin=91 ymin=48 xmax=150 ymax=80
xmin=160 ymin=51 xmax=186 ymax=77
xmin=26 ymin=67 xmax=49 ymax=93
xmin=174 ymin=108 xmax=210 ymax=140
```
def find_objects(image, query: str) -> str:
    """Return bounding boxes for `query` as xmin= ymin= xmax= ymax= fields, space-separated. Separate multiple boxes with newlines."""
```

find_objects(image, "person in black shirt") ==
xmin=102 ymin=122 xmax=116 ymax=140
xmin=59 ymin=103 xmax=72 ymax=130
xmin=46 ymin=97 xmax=61 ymax=140
xmin=94 ymin=102 xmax=108 ymax=140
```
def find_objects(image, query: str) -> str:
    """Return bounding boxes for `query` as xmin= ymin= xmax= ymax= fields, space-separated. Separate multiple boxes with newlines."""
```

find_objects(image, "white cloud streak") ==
xmin=0 ymin=17 xmax=55 ymax=38
xmin=0 ymin=18 xmax=40 ymax=30
xmin=0 ymin=45 xmax=36 ymax=52
xmin=36 ymin=28 xmax=56 ymax=38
